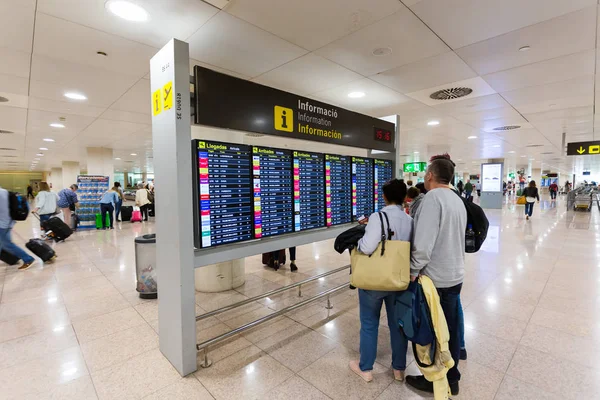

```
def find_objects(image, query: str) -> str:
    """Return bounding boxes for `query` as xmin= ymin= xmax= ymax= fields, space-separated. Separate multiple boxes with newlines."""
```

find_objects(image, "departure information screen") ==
xmin=352 ymin=157 xmax=374 ymax=221
xmin=293 ymin=151 xmax=325 ymax=231
xmin=374 ymin=159 xmax=393 ymax=211
xmin=196 ymin=140 xmax=253 ymax=247
xmin=253 ymin=146 xmax=293 ymax=238
xmin=325 ymin=154 xmax=352 ymax=226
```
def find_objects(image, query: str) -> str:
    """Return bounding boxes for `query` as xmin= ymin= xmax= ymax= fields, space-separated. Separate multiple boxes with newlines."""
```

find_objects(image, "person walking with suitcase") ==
xmin=32 ymin=182 xmax=58 ymax=234
xmin=99 ymin=186 xmax=119 ymax=230
xmin=57 ymin=184 xmax=79 ymax=228
xmin=0 ymin=185 xmax=36 ymax=270
xmin=135 ymin=183 xmax=151 ymax=221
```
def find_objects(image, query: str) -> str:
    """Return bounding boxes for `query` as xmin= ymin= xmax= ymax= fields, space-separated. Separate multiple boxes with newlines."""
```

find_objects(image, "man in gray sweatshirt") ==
xmin=406 ymin=154 xmax=467 ymax=396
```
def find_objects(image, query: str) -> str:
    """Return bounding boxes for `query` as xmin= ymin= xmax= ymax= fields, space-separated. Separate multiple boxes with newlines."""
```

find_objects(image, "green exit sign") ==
xmin=403 ymin=162 xmax=427 ymax=173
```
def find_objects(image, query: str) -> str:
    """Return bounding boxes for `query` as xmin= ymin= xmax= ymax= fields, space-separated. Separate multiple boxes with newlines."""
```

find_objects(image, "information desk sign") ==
xmin=352 ymin=157 xmax=375 ymax=221
xmin=374 ymin=159 xmax=393 ymax=211
xmin=293 ymin=151 xmax=326 ymax=232
xmin=253 ymin=146 xmax=294 ymax=238
xmin=194 ymin=140 xmax=253 ymax=247
xmin=325 ymin=154 xmax=352 ymax=226
xmin=567 ymin=141 xmax=600 ymax=156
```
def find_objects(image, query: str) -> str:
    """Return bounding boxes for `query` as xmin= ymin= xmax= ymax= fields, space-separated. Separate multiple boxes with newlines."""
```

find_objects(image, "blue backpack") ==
xmin=8 ymin=192 xmax=29 ymax=221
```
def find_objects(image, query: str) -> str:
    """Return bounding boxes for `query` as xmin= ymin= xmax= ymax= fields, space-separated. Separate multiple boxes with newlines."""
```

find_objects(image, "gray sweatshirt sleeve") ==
xmin=357 ymin=212 xmax=381 ymax=255
xmin=410 ymin=196 xmax=441 ymax=276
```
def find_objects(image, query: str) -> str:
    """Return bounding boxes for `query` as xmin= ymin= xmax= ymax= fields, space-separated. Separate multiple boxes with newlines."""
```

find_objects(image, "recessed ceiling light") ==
xmin=519 ymin=46 xmax=531 ymax=52
xmin=115 ymin=157 xmax=121 ymax=160
xmin=508 ymin=151 xmax=515 ymax=153
xmin=348 ymin=91 xmax=365 ymax=98
xmin=468 ymin=135 xmax=477 ymax=139
xmin=106 ymin=0 xmax=149 ymax=22
xmin=427 ymin=120 xmax=440 ymax=126
xmin=413 ymin=151 xmax=419 ymax=154
xmin=372 ymin=47 xmax=392 ymax=56
xmin=64 ymin=92 xmax=87 ymax=100
xmin=130 ymin=153 xmax=137 ymax=156
xmin=36 ymin=153 xmax=44 ymax=156
xmin=50 ymin=123 xmax=65 ymax=128
xmin=521 ymin=155 xmax=527 ymax=158
xmin=43 ymin=138 xmax=55 ymax=142
xmin=39 ymin=147 xmax=48 ymax=151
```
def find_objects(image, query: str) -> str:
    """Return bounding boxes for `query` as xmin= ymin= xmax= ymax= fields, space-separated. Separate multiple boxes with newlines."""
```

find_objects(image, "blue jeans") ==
xmin=100 ymin=203 xmax=114 ymax=229
xmin=0 ymin=227 xmax=34 ymax=263
xmin=458 ymin=295 xmax=465 ymax=349
xmin=115 ymin=200 xmax=122 ymax=221
xmin=465 ymin=191 xmax=472 ymax=200
xmin=437 ymin=283 xmax=463 ymax=384
xmin=525 ymin=202 xmax=534 ymax=217
xmin=358 ymin=289 xmax=408 ymax=371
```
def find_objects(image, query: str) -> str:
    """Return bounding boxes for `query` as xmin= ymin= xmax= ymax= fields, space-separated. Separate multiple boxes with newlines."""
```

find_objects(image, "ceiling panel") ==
xmin=456 ymin=8 xmax=596 ymax=75
xmin=28 ymin=97 xmax=106 ymax=118
xmin=110 ymin=79 xmax=151 ymax=115
xmin=501 ymin=75 xmax=594 ymax=107
xmin=0 ymin=75 xmax=29 ymax=97
xmin=315 ymin=7 xmax=449 ymax=76
xmin=454 ymin=107 xmax=524 ymax=126
xmin=38 ymin=0 xmax=219 ymax=48
xmin=0 ymin=48 xmax=31 ymax=79
xmin=0 ymin=106 xmax=28 ymax=133
xmin=406 ymin=77 xmax=496 ymax=106
xmin=226 ymin=0 xmax=403 ymax=51
xmin=79 ymin=119 xmax=149 ymax=142
xmin=188 ymin=12 xmax=307 ymax=78
xmin=100 ymin=109 xmax=151 ymax=125
xmin=524 ymin=106 xmax=593 ymax=122
xmin=0 ymin=0 xmax=35 ymax=52
xmin=432 ymin=93 xmax=510 ymax=115
xmin=514 ymin=95 xmax=594 ymax=115
xmin=410 ymin=0 xmax=594 ymax=49
xmin=253 ymin=53 xmax=363 ymax=96
xmin=190 ymin=59 xmax=250 ymax=80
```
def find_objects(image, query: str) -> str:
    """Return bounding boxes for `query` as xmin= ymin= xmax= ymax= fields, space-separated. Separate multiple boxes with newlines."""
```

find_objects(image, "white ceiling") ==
xmin=0 ymin=0 xmax=599 ymax=176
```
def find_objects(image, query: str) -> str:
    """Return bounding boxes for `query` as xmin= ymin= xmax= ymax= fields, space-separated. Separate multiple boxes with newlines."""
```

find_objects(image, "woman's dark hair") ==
xmin=529 ymin=180 xmax=536 ymax=188
xmin=415 ymin=182 xmax=427 ymax=194
xmin=382 ymin=179 xmax=407 ymax=205
xmin=114 ymin=182 xmax=121 ymax=187
xmin=406 ymin=187 xmax=420 ymax=200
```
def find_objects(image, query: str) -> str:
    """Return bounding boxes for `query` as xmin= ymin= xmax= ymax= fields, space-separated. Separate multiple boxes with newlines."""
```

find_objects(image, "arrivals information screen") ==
xmin=253 ymin=146 xmax=294 ymax=238
xmin=325 ymin=154 xmax=352 ymax=226
xmin=293 ymin=151 xmax=325 ymax=231
xmin=196 ymin=140 xmax=253 ymax=248
xmin=352 ymin=157 xmax=375 ymax=221
xmin=374 ymin=159 xmax=393 ymax=211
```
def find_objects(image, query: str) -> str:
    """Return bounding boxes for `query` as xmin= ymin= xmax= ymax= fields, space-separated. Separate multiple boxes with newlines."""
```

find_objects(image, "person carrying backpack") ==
xmin=0 ymin=185 xmax=36 ymax=270
xmin=463 ymin=180 xmax=473 ymax=201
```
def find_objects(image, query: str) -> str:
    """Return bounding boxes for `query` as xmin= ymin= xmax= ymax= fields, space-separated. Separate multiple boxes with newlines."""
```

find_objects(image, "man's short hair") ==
xmin=70 ymin=184 xmax=78 ymax=190
xmin=428 ymin=154 xmax=455 ymax=185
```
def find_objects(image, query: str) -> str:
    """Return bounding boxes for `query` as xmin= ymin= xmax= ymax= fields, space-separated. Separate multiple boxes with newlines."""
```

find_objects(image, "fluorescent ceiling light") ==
xmin=413 ymin=151 xmax=419 ymax=154
xmin=427 ymin=120 xmax=440 ymax=126
xmin=39 ymin=147 xmax=48 ymax=151
xmin=347 ymin=91 xmax=365 ymax=98
xmin=518 ymin=46 xmax=531 ymax=52
xmin=50 ymin=123 xmax=65 ymax=128
xmin=115 ymin=157 xmax=121 ymax=160
xmin=130 ymin=153 xmax=137 ymax=156
xmin=508 ymin=151 xmax=515 ymax=153
xmin=106 ymin=0 xmax=149 ymax=22
xmin=64 ymin=92 xmax=87 ymax=100
xmin=43 ymin=138 xmax=55 ymax=142
xmin=468 ymin=135 xmax=477 ymax=139
xmin=36 ymin=153 xmax=44 ymax=156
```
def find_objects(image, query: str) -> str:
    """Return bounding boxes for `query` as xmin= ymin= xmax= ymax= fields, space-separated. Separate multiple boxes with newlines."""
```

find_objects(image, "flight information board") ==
xmin=195 ymin=140 xmax=253 ymax=247
xmin=374 ymin=159 xmax=394 ymax=211
xmin=253 ymin=146 xmax=294 ymax=238
xmin=293 ymin=151 xmax=325 ymax=231
xmin=325 ymin=154 xmax=352 ymax=226
xmin=352 ymin=157 xmax=375 ymax=220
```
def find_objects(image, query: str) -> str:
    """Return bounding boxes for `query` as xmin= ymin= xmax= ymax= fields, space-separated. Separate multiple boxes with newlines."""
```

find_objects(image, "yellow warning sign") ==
xmin=163 ymin=81 xmax=173 ymax=111
xmin=152 ymin=89 xmax=161 ymax=116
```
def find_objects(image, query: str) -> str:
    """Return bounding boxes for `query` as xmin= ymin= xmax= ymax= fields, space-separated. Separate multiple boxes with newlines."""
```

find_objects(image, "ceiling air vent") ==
xmin=493 ymin=125 xmax=521 ymax=131
xmin=245 ymin=133 xmax=265 ymax=138
xmin=540 ymin=151 xmax=554 ymax=155
xmin=525 ymin=144 xmax=544 ymax=148
xmin=0 ymin=148 xmax=16 ymax=151
xmin=429 ymin=87 xmax=473 ymax=100
xmin=0 ymin=130 xmax=13 ymax=134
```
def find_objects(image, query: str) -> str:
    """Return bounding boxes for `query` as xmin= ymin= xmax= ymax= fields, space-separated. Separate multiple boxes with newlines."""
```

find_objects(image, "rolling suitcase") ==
xmin=262 ymin=250 xmax=286 ymax=270
xmin=95 ymin=213 xmax=111 ymax=229
xmin=40 ymin=216 xmax=72 ymax=242
xmin=26 ymin=239 xmax=56 ymax=262
xmin=131 ymin=209 xmax=142 ymax=223
xmin=0 ymin=249 xmax=20 ymax=265
xmin=120 ymin=206 xmax=133 ymax=222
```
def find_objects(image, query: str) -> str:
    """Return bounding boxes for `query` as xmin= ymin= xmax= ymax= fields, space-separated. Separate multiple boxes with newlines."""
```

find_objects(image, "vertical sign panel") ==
xmin=374 ymin=159 xmax=393 ymax=211
xmin=325 ymin=154 xmax=352 ymax=226
xmin=293 ymin=151 xmax=325 ymax=231
xmin=253 ymin=146 xmax=293 ymax=238
xmin=352 ymin=157 xmax=374 ymax=221
xmin=194 ymin=140 xmax=253 ymax=247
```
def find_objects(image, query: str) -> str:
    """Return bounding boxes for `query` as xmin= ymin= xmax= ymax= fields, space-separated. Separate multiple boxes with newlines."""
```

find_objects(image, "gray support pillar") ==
xmin=151 ymin=39 xmax=196 ymax=376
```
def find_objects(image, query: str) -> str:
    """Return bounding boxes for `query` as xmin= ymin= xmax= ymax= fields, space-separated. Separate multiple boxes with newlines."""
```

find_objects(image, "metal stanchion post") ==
xmin=199 ymin=347 xmax=212 ymax=368
xmin=325 ymin=294 xmax=333 ymax=310
xmin=298 ymin=284 xmax=302 ymax=297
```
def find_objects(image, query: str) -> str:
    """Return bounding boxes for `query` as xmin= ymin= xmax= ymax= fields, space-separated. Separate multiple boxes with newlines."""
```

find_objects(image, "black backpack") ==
xmin=456 ymin=192 xmax=489 ymax=253
xmin=8 ymin=192 xmax=29 ymax=221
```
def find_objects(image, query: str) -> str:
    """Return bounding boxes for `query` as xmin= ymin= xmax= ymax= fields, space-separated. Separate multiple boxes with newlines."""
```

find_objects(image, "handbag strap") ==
xmin=376 ymin=211 xmax=394 ymax=257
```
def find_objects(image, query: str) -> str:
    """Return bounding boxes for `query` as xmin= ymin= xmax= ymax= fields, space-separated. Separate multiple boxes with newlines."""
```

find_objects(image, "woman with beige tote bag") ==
xmin=348 ymin=179 xmax=413 ymax=384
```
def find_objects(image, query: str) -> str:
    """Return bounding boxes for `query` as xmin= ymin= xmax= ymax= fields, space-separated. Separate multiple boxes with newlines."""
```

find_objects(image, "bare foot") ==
xmin=348 ymin=360 xmax=373 ymax=382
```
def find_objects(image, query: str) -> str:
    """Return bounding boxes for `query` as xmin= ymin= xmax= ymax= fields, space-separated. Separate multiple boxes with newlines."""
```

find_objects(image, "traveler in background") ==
xmin=99 ymin=186 xmax=119 ymax=230
xmin=507 ymin=181 xmax=513 ymax=195
xmin=0 ymin=185 xmax=36 ymax=270
xmin=32 ymin=182 xmax=58 ymax=230
xmin=57 ymin=184 xmax=79 ymax=228
xmin=406 ymin=180 xmax=413 ymax=188
xmin=406 ymin=186 xmax=424 ymax=217
xmin=523 ymin=180 xmax=540 ymax=220
xmin=549 ymin=181 xmax=558 ymax=200
xmin=114 ymin=182 xmax=124 ymax=221
xmin=565 ymin=181 xmax=571 ymax=193
xmin=456 ymin=180 xmax=464 ymax=196
xmin=464 ymin=180 xmax=473 ymax=201
xmin=271 ymin=247 xmax=297 ymax=272
xmin=26 ymin=185 xmax=34 ymax=200
xmin=407 ymin=154 xmax=466 ymax=396
xmin=135 ymin=183 xmax=150 ymax=221
xmin=349 ymin=179 xmax=412 ymax=383
xmin=519 ymin=179 xmax=526 ymax=192
xmin=415 ymin=182 xmax=427 ymax=195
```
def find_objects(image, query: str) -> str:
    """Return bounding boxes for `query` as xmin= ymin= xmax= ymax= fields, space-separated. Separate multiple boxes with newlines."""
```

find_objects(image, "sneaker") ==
xmin=348 ymin=360 xmax=373 ymax=382
xmin=526 ymin=216 xmax=529 ymax=220
xmin=405 ymin=375 xmax=433 ymax=393
xmin=18 ymin=260 xmax=37 ymax=270
xmin=393 ymin=369 xmax=404 ymax=381
xmin=460 ymin=348 xmax=468 ymax=360
xmin=273 ymin=260 xmax=280 ymax=271
xmin=290 ymin=261 xmax=298 ymax=272
xmin=450 ymin=381 xmax=459 ymax=396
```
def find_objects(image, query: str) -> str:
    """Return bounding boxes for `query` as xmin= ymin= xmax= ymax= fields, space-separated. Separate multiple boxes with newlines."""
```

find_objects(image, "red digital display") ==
xmin=374 ymin=127 xmax=392 ymax=143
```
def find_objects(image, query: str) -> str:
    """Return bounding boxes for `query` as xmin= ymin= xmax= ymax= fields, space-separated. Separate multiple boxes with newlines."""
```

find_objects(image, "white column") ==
xmin=61 ymin=161 xmax=80 ymax=189
xmin=50 ymin=168 xmax=63 ymax=191
xmin=86 ymin=147 xmax=114 ymax=185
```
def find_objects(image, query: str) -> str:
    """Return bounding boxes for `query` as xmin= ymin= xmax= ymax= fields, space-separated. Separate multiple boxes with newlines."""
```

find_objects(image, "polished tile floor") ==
xmin=1 ymin=195 xmax=600 ymax=399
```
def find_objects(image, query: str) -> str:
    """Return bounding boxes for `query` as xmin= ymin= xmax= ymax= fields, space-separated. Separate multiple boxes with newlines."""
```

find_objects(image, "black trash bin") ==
xmin=135 ymin=234 xmax=157 ymax=299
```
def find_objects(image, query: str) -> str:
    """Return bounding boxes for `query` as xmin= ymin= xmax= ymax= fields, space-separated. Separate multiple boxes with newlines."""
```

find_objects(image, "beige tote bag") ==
xmin=350 ymin=212 xmax=411 ymax=291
